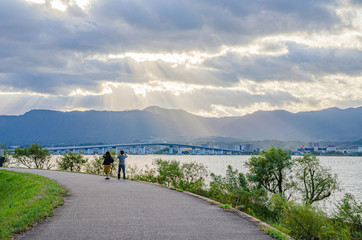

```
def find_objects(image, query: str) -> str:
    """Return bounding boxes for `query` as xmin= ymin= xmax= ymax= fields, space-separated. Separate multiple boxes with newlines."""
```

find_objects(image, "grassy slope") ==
xmin=0 ymin=170 xmax=66 ymax=239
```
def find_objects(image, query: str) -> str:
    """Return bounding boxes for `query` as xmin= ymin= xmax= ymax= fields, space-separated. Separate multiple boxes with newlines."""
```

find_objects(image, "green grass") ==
xmin=219 ymin=204 xmax=232 ymax=209
xmin=266 ymin=229 xmax=290 ymax=240
xmin=0 ymin=170 xmax=67 ymax=239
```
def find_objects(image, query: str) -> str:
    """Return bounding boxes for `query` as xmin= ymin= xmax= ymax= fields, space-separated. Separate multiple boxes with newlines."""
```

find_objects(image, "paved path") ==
xmin=5 ymin=168 xmax=271 ymax=240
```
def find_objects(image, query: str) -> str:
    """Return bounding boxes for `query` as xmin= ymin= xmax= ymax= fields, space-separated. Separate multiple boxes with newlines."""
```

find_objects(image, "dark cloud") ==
xmin=0 ymin=1 xmax=42 ymax=42
xmin=0 ymin=0 xmax=361 ymax=116
xmin=93 ymin=0 xmax=203 ymax=31
xmin=350 ymin=0 xmax=362 ymax=5
xmin=183 ymin=88 xmax=300 ymax=110
xmin=202 ymin=43 xmax=362 ymax=83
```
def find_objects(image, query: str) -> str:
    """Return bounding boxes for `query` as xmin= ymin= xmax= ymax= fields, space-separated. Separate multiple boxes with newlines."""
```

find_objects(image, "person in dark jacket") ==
xmin=102 ymin=151 xmax=113 ymax=180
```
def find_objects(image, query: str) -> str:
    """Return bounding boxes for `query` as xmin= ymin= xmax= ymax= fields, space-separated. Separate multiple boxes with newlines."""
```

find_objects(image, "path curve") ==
xmin=5 ymin=168 xmax=271 ymax=240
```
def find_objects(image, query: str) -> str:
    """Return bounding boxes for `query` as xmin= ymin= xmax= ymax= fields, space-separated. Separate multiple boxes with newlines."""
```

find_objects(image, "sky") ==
xmin=0 ymin=0 xmax=362 ymax=117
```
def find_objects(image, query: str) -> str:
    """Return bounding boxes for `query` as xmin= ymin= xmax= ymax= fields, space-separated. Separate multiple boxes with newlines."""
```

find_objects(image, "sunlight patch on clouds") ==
xmin=71 ymin=0 xmax=91 ymax=11
xmin=50 ymin=0 xmax=67 ymax=11
xmin=0 ymin=90 xmax=50 ymax=97
xmin=24 ymin=0 xmax=67 ymax=11
xmin=69 ymin=82 xmax=118 ymax=96
xmin=129 ymin=81 xmax=200 ymax=97
xmin=90 ymin=41 xmax=291 ymax=67
xmin=61 ymin=107 xmax=93 ymax=112
xmin=24 ymin=0 xmax=91 ymax=12
xmin=224 ymin=40 xmax=289 ymax=57
xmin=90 ymin=52 xmax=212 ymax=68
xmin=337 ymin=3 xmax=362 ymax=31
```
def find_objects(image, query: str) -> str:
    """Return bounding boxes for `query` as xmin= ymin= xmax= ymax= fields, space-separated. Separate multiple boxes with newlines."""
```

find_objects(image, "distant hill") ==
xmin=0 ymin=106 xmax=361 ymax=146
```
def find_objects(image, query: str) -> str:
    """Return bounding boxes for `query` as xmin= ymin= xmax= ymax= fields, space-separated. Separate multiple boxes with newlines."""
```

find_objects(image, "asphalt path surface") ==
xmin=5 ymin=168 xmax=271 ymax=240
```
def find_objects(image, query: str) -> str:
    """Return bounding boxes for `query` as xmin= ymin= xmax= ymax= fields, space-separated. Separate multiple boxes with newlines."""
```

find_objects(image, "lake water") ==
xmin=8 ymin=154 xmax=361 ymax=210
xmin=125 ymin=155 xmax=362 ymax=204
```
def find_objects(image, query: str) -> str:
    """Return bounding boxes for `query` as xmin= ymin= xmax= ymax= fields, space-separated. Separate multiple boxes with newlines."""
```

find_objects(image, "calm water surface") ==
xmin=125 ymin=155 xmax=362 ymax=204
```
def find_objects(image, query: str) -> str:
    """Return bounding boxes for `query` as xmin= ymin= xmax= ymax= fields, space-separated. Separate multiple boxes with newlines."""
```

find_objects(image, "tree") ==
xmin=245 ymin=146 xmax=294 ymax=196
xmin=57 ymin=151 xmax=87 ymax=172
xmin=13 ymin=143 xmax=52 ymax=169
xmin=295 ymin=154 xmax=339 ymax=205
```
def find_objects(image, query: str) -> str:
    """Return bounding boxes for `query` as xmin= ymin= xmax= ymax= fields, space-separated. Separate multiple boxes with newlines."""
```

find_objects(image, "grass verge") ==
xmin=0 ymin=170 xmax=67 ymax=239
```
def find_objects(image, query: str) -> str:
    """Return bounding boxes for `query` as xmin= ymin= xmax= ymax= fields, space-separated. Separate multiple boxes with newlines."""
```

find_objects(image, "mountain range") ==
xmin=0 ymin=106 xmax=361 ymax=146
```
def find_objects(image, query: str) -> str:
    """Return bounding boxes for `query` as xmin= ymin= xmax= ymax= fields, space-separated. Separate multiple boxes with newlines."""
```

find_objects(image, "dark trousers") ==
xmin=118 ymin=164 xmax=126 ymax=179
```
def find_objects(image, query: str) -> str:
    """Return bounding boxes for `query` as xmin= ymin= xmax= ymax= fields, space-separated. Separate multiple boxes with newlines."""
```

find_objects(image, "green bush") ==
xmin=269 ymin=194 xmax=288 ymax=222
xmin=219 ymin=204 xmax=232 ymax=209
xmin=154 ymin=159 xmax=183 ymax=187
xmin=207 ymin=165 xmax=250 ymax=204
xmin=265 ymin=229 xmax=289 ymax=240
xmin=207 ymin=165 xmax=270 ymax=219
xmin=177 ymin=162 xmax=208 ymax=193
xmin=130 ymin=165 xmax=158 ymax=183
xmin=334 ymin=193 xmax=362 ymax=239
xmin=57 ymin=151 xmax=87 ymax=172
xmin=85 ymin=157 xmax=104 ymax=175
xmin=128 ymin=160 xmax=208 ymax=193
xmin=280 ymin=201 xmax=349 ymax=239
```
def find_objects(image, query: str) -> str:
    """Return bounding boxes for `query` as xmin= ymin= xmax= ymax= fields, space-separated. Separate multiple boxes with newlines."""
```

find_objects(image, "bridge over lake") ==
xmin=46 ymin=143 xmax=243 ymax=155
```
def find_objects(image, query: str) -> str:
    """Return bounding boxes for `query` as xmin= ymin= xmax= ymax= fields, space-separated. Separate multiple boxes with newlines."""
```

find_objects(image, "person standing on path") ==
xmin=117 ymin=150 xmax=127 ymax=180
xmin=102 ymin=151 xmax=114 ymax=180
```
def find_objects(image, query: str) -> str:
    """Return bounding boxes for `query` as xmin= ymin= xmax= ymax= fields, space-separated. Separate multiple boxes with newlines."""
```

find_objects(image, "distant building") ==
xmin=309 ymin=142 xmax=320 ymax=148
xmin=326 ymin=146 xmax=336 ymax=152
xmin=244 ymin=144 xmax=252 ymax=151
xmin=298 ymin=146 xmax=327 ymax=153
xmin=235 ymin=145 xmax=243 ymax=151
xmin=219 ymin=144 xmax=227 ymax=149
xmin=358 ymin=147 xmax=362 ymax=153
xmin=220 ymin=144 xmax=232 ymax=149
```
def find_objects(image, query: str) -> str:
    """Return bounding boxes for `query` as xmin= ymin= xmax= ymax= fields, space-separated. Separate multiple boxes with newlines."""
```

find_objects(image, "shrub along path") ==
xmin=6 ymin=168 xmax=270 ymax=240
